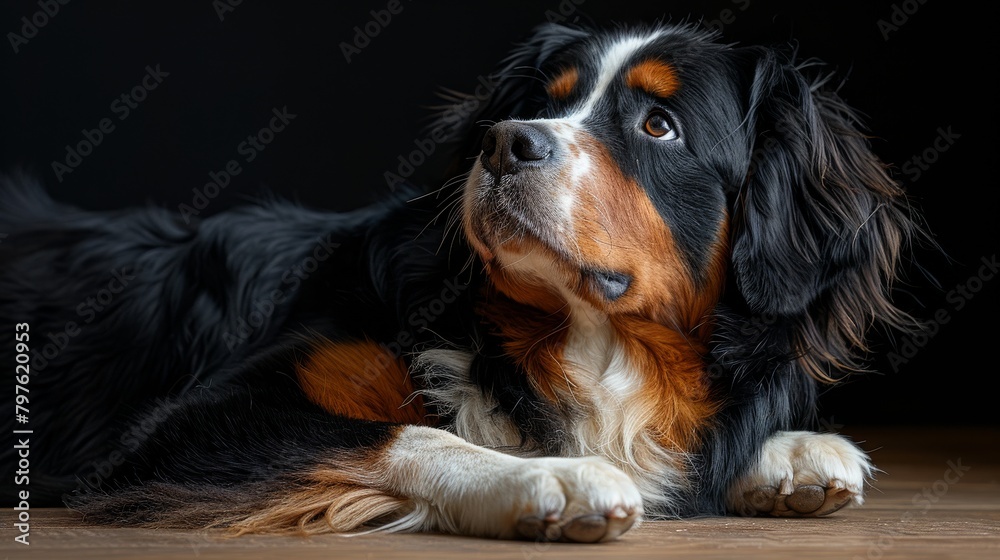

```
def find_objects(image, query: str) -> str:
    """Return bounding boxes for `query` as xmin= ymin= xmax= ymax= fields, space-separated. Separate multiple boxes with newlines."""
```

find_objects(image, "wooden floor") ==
xmin=2 ymin=427 xmax=998 ymax=559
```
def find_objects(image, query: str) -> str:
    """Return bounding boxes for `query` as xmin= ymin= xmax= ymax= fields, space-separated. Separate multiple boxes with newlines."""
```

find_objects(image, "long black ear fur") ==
xmin=731 ymin=47 xmax=922 ymax=381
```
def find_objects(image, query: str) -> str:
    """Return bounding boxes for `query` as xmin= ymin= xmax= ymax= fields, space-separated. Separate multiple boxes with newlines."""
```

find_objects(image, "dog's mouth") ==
xmin=464 ymin=171 xmax=564 ymax=254
xmin=463 ymin=164 xmax=636 ymax=306
xmin=583 ymin=269 xmax=633 ymax=302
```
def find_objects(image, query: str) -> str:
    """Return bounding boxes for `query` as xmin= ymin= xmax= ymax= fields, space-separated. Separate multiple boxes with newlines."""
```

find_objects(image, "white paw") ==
xmin=728 ymin=431 xmax=873 ymax=517
xmin=503 ymin=456 xmax=643 ymax=542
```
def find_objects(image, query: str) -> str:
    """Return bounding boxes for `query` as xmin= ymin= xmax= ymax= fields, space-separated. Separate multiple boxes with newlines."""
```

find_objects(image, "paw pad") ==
xmin=516 ymin=509 xmax=637 ymax=543
xmin=744 ymin=484 xmax=855 ymax=517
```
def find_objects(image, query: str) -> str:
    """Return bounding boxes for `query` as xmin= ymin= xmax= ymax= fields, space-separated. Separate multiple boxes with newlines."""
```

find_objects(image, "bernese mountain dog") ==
xmin=1 ymin=22 xmax=920 ymax=542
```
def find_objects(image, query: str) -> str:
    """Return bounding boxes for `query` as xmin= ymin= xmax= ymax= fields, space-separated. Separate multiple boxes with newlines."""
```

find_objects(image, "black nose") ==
xmin=481 ymin=122 xmax=554 ymax=177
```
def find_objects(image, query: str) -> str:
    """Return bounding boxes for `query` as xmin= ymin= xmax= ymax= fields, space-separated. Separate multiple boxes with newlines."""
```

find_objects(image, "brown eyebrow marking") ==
xmin=546 ymin=67 xmax=579 ymax=99
xmin=625 ymin=59 xmax=680 ymax=98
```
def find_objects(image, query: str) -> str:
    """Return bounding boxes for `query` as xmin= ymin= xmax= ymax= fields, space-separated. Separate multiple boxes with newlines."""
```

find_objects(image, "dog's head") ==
xmin=452 ymin=23 xmax=918 ymax=382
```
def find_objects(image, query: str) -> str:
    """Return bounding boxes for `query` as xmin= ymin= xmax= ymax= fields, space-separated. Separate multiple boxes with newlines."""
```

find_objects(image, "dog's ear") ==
xmin=730 ymin=47 xmax=921 ymax=380
xmin=434 ymin=23 xmax=589 ymax=169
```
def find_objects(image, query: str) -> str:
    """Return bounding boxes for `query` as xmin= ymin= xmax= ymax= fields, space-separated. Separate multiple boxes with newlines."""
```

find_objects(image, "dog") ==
xmin=0 ymin=22 xmax=920 ymax=542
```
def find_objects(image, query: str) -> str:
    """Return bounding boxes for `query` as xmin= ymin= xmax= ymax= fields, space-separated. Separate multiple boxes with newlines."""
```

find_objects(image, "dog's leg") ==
xmin=382 ymin=425 xmax=643 ymax=542
xmin=727 ymin=431 xmax=873 ymax=517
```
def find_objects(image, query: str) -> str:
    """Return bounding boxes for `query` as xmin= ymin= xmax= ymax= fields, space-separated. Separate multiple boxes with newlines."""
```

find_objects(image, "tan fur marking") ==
xmin=296 ymin=339 xmax=425 ymax=424
xmin=625 ymin=59 xmax=680 ymax=98
xmin=547 ymin=67 xmax=579 ymax=99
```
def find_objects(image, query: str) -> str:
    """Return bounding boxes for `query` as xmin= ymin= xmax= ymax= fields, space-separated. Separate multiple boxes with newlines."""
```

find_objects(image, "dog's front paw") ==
xmin=728 ymin=431 xmax=873 ymax=517
xmin=506 ymin=456 xmax=643 ymax=543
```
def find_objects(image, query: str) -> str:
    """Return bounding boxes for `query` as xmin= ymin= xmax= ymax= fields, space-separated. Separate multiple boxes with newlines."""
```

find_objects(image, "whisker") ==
xmin=406 ymin=172 xmax=471 ymax=204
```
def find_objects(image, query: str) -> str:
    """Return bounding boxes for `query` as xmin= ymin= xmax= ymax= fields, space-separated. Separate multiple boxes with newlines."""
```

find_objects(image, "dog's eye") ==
xmin=643 ymin=110 xmax=677 ymax=140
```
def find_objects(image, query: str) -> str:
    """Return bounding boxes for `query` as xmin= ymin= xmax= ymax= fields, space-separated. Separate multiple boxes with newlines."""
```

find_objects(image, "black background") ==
xmin=2 ymin=0 xmax=996 ymax=425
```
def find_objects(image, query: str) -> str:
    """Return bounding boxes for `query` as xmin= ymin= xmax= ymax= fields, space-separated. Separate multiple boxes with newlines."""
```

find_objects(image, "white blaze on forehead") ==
xmin=568 ymin=31 xmax=663 ymax=124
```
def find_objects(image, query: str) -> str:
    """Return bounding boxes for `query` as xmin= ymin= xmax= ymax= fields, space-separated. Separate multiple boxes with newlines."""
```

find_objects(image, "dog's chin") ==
xmin=464 ymin=176 xmax=636 ymax=309
xmin=464 ymin=173 xmax=564 ymax=258
xmin=470 ymin=207 xmax=563 ymax=261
